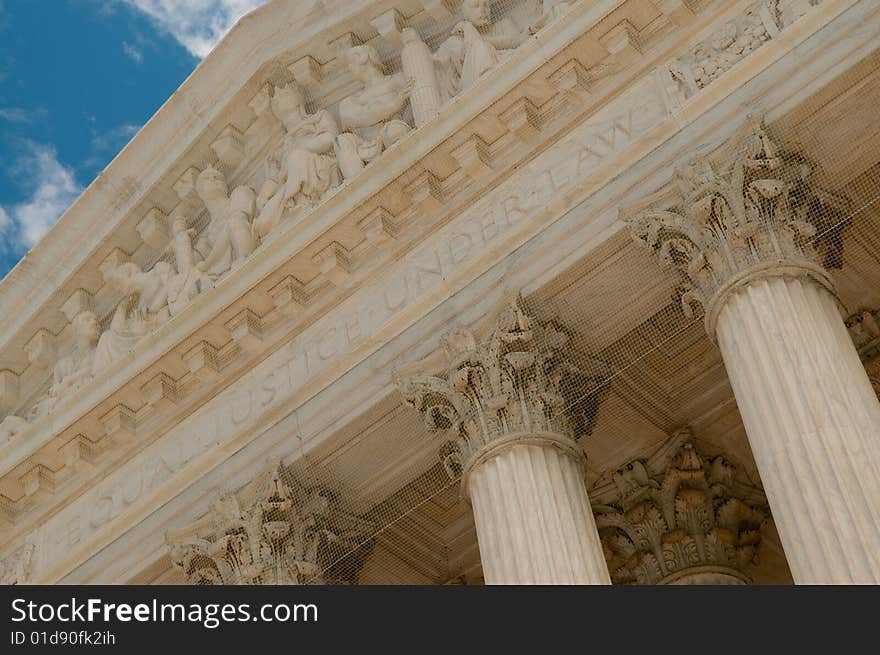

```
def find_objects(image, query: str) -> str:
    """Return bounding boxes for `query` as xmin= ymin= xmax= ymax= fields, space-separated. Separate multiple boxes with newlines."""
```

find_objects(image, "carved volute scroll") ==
xmin=628 ymin=116 xmax=849 ymax=331
xmin=591 ymin=428 xmax=768 ymax=585
xmin=394 ymin=295 xmax=608 ymax=470
xmin=167 ymin=464 xmax=373 ymax=585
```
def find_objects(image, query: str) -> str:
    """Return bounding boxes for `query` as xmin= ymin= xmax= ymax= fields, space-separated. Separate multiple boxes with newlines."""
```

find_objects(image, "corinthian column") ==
xmin=395 ymin=298 xmax=611 ymax=584
xmin=629 ymin=117 xmax=880 ymax=583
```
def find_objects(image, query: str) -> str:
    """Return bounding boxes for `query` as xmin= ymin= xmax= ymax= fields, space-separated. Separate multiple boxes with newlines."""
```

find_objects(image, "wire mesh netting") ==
xmin=161 ymin=5 xmax=880 ymax=586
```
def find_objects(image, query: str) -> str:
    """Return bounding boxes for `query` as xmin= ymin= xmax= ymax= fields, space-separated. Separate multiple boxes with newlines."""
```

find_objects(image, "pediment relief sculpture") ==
xmin=166 ymin=217 xmax=215 ymax=317
xmin=23 ymin=310 xmax=102 ymax=421
xmin=4 ymin=1 xmax=562 ymax=440
xmin=665 ymin=0 xmax=823 ymax=104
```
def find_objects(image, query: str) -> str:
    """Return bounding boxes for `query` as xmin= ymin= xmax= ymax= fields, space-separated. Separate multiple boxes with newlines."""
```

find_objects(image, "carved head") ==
xmin=71 ymin=311 xmax=100 ymax=347
xmin=270 ymin=83 xmax=305 ymax=130
xmin=344 ymin=44 xmax=384 ymax=81
xmin=196 ymin=165 xmax=228 ymax=202
xmin=462 ymin=0 xmax=491 ymax=26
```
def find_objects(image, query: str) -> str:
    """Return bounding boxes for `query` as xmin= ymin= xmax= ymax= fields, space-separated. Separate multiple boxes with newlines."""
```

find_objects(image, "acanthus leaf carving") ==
xmin=168 ymin=463 xmax=373 ymax=585
xmin=628 ymin=116 xmax=849 ymax=321
xmin=592 ymin=428 xmax=767 ymax=585
xmin=394 ymin=295 xmax=608 ymax=467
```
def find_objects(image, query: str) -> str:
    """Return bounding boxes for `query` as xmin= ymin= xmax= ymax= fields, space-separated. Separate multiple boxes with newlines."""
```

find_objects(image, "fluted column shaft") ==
xmin=463 ymin=432 xmax=611 ymax=585
xmin=713 ymin=267 xmax=880 ymax=583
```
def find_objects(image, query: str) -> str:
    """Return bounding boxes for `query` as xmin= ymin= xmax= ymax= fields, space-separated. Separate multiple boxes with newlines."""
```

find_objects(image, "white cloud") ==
xmin=122 ymin=41 xmax=144 ymax=63
xmin=120 ymin=0 xmax=268 ymax=58
xmin=0 ymin=107 xmax=48 ymax=124
xmin=0 ymin=143 xmax=83 ymax=249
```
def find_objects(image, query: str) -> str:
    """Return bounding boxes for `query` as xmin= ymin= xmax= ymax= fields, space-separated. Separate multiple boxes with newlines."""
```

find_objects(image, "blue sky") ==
xmin=0 ymin=0 xmax=267 ymax=280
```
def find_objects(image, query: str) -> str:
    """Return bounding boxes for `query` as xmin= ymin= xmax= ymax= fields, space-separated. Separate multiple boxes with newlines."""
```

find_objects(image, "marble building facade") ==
xmin=1 ymin=0 xmax=879 ymax=585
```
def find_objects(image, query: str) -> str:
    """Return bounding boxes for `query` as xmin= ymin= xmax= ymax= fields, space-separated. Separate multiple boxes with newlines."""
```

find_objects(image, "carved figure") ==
xmin=453 ymin=20 xmax=501 ymax=93
xmin=461 ymin=0 xmax=527 ymax=49
xmin=253 ymin=84 xmax=340 ymax=238
xmin=335 ymin=45 xmax=413 ymax=180
xmin=434 ymin=0 xmax=525 ymax=95
xmin=196 ymin=166 xmax=258 ymax=274
xmin=50 ymin=310 xmax=101 ymax=399
xmin=94 ymin=260 xmax=175 ymax=373
xmin=166 ymin=217 xmax=215 ymax=316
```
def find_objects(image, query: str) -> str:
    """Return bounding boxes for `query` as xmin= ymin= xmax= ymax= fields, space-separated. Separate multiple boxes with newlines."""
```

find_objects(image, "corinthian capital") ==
xmin=394 ymin=296 xmax=608 ymax=469
xmin=590 ymin=428 xmax=767 ymax=585
xmin=628 ymin=116 xmax=849 ymax=324
xmin=167 ymin=464 xmax=372 ymax=585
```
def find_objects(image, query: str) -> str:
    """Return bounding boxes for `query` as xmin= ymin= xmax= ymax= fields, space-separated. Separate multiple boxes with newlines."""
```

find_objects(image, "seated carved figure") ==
xmin=28 ymin=310 xmax=101 ymax=418
xmin=103 ymin=260 xmax=172 ymax=327
xmin=461 ymin=0 xmax=528 ymax=49
xmin=195 ymin=166 xmax=258 ymax=275
xmin=253 ymin=83 xmax=341 ymax=239
xmin=166 ymin=217 xmax=215 ymax=316
xmin=52 ymin=310 xmax=101 ymax=395
xmin=334 ymin=44 xmax=413 ymax=180
xmin=92 ymin=260 xmax=175 ymax=375
xmin=435 ymin=0 xmax=527 ymax=95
